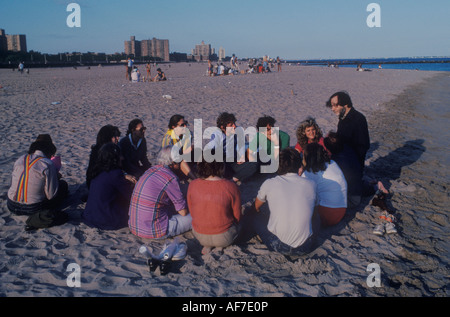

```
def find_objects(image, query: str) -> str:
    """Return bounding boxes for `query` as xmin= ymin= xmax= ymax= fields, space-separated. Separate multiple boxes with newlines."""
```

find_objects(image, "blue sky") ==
xmin=1 ymin=0 xmax=449 ymax=59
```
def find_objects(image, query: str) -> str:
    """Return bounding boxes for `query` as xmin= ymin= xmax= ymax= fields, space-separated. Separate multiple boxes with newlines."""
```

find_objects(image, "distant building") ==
xmin=0 ymin=29 xmax=7 ymax=52
xmin=124 ymin=36 xmax=170 ymax=61
xmin=0 ymin=28 xmax=27 ymax=53
xmin=218 ymin=47 xmax=225 ymax=61
xmin=191 ymin=41 xmax=215 ymax=62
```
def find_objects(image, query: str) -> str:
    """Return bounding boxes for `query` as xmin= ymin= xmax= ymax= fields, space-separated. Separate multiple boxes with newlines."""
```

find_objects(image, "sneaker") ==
xmin=373 ymin=223 xmax=385 ymax=235
xmin=385 ymin=222 xmax=397 ymax=234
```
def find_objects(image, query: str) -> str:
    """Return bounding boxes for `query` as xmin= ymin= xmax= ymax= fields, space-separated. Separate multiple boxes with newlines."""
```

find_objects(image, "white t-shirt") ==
xmin=302 ymin=160 xmax=347 ymax=208
xmin=257 ymin=173 xmax=317 ymax=248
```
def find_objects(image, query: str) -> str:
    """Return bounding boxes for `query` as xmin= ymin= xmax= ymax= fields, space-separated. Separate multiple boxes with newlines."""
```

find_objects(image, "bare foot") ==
xmin=377 ymin=181 xmax=389 ymax=194
xmin=202 ymin=247 xmax=212 ymax=255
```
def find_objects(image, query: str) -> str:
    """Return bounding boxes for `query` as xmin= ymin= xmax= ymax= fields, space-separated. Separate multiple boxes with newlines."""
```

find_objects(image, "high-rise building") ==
xmin=0 ymin=28 xmax=27 ymax=53
xmin=191 ymin=41 xmax=214 ymax=61
xmin=0 ymin=29 xmax=7 ymax=52
xmin=219 ymin=47 xmax=225 ymax=61
xmin=124 ymin=36 xmax=170 ymax=61
xmin=6 ymin=34 xmax=27 ymax=53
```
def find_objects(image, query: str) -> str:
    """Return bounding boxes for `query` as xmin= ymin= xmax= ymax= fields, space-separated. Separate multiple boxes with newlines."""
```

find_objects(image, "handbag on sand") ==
xmin=25 ymin=209 xmax=68 ymax=231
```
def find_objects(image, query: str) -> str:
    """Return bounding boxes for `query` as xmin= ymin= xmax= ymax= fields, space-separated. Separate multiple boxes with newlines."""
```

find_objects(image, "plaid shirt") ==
xmin=128 ymin=165 xmax=186 ymax=239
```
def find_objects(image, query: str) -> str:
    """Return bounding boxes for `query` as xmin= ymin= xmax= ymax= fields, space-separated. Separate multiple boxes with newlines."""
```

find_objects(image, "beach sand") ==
xmin=0 ymin=63 xmax=448 ymax=297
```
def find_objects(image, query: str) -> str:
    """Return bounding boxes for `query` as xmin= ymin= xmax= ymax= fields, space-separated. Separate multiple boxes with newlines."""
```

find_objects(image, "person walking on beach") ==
xmin=127 ymin=58 xmax=133 ymax=81
xmin=128 ymin=146 xmax=192 ymax=240
xmin=244 ymin=148 xmax=318 ymax=256
xmin=118 ymin=119 xmax=152 ymax=179
xmin=326 ymin=91 xmax=370 ymax=169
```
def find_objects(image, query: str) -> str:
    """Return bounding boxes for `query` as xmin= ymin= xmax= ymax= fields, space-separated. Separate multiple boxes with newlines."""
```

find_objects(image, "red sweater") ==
xmin=187 ymin=179 xmax=241 ymax=235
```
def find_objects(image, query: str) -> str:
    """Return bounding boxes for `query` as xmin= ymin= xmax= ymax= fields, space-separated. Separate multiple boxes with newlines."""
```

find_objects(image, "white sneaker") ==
xmin=373 ymin=223 xmax=385 ymax=235
xmin=385 ymin=222 xmax=397 ymax=234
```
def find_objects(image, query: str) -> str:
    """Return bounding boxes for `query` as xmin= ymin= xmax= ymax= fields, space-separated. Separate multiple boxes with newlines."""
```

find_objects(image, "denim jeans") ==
xmin=163 ymin=213 xmax=192 ymax=239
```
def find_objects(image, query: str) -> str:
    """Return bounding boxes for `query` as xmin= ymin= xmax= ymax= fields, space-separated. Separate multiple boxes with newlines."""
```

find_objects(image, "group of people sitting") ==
xmin=7 ymin=91 xmax=390 ymax=257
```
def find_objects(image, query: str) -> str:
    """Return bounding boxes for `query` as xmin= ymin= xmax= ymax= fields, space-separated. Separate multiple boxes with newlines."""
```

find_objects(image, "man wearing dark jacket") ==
xmin=326 ymin=91 xmax=370 ymax=169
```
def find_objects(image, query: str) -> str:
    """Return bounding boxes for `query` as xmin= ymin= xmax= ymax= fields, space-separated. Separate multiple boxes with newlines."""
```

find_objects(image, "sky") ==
xmin=1 ymin=0 xmax=449 ymax=60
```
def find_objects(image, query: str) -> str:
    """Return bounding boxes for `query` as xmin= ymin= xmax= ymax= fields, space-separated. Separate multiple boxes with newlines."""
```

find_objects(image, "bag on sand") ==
xmin=25 ymin=209 xmax=68 ymax=231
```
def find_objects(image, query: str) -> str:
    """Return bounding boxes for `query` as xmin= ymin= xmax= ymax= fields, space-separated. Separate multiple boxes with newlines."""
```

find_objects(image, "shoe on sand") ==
xmin=373 ymin=223 xmax=385 ymax=236
xmin=385 ymin=222 xmax=397 ymax=234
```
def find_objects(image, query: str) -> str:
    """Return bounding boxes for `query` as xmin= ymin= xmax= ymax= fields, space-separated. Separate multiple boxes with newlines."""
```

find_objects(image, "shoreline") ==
xmin=0 ymin=64 xmax=448 ymax=297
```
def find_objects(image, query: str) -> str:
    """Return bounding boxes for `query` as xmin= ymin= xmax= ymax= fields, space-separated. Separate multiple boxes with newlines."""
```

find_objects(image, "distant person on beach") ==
xmin=86 ymin=124 xmax=126 ymax=189
xmin=302 ymin=143 xmax=347 ymax=227
xmin=295 ymin=117 xmax=330 ymax=156
xmin=127 ymin=58 xmax=133 ymax=81
xmin=161 ymin=114 xmax=196 ymax=181
xmin=323 ymin=132 xmax=388 ymax=209
xmin=83 ymin=143 xmax=134 ymax=230
xmin=118 ymin=119 xmax=152 ymax=179
xmin=277 ymin=57 xmax=281 ymax=72
xmin=245 ymin=148 xmax=318 ymax=256
xmin=7 ymin=135 xmax=68 ymax=215
xmin=131 ymin=66 xmax=141 ymax=82
xmin=204 ymin=112 xmax=259 ymax=184
xmin=18 ymin=62 xmax=24 ymax=74
xmin=248 ymin=115 xmax=290 ymax=168
xmin=326 ymin=91 xmax=370 ymax=169
xmin=207 ymin=60 xmax=214 ymax=76
xmin=145 ymin=63 xmax=151 ymax=81
xmin=187 ymin=159 xmax=241 ymax=254
xmin=153 ymin=68 xmax=167 ymax=81
xmin=128 ymin=146 xmax=192 ymax=240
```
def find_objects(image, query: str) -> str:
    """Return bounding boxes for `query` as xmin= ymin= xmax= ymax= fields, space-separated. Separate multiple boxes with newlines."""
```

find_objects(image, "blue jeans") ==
xmin=159 ymin=213 xmax=192 ymax=239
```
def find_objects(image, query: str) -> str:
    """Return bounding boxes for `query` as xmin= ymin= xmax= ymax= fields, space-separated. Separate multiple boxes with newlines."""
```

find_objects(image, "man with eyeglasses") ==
xmin=119 ymin=118 xmax=152 ymax=178
xmin=326 ymin=91 xmax=370 ymax=169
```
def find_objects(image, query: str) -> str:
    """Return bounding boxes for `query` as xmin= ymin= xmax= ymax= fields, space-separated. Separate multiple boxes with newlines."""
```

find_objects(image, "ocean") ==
xmin=289 ymin=57 xmax=450 ymax=72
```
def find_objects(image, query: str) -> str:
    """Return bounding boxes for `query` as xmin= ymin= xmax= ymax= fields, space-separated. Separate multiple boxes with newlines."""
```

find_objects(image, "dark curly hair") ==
xmin=303 ymin=143 xmax=330 ymax=173
xmin=216 ymin=112 xmax=236 ymax=129
xmin=277 ymin=148 xmax=302 ymax=175
xmin=256 ymin=115 xmax=276 ymax=129
xmin=196 ymin=159 xmax=225 ymax=179
xmin=88 ymin=143 xmax=122 ymax=181
xmin=326 ymin=91 xmax=353 ymax=108
xmin=296 ymin=117 xmax=323 ymax=149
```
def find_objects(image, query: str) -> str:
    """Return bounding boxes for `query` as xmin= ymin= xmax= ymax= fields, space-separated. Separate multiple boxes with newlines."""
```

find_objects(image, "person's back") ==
xmin=258 ymin=173 xmax=316 ymax=247
xmin=8 ymin=152 xmax=58 ymax=206
xmin=303 ymin=161 xmax=347 ymax=209
xmin=188 ymin=178 xmax=241 ymax=235
xmin=83 ymin=169 xmax=132 ymax=230
xmin=128 ymin=165 xmax=187 ymax=239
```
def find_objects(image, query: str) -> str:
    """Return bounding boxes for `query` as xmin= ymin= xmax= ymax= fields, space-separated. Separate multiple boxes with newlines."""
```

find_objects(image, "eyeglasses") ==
xmin=147 ymin=258 xmax=172 ymax=275
xmin=137 ymin=127 xmax=147 ymax=132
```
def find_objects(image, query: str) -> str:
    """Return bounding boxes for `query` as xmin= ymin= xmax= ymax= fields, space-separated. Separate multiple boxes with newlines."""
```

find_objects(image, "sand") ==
xmin=0 ymin=63 xmax=448 ymax=297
